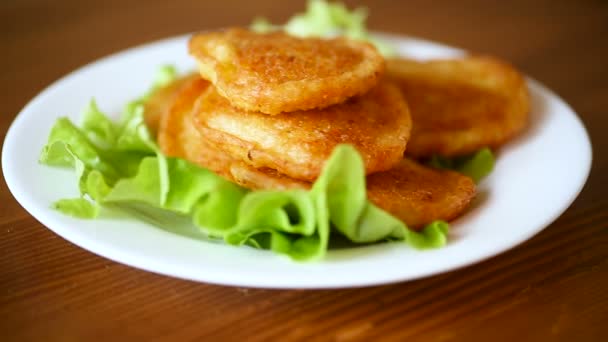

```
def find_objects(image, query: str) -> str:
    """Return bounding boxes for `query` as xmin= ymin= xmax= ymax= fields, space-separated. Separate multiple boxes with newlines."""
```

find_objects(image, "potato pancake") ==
xmin=387 ymin=57 xmax=529 ymax=157
xmin=189 ymin=28 xmax=384 ymax=114
xmin=157 ymin=79 xmax=474 ymax=229
xmin=193 ymin=80 xmax=412 ymax=181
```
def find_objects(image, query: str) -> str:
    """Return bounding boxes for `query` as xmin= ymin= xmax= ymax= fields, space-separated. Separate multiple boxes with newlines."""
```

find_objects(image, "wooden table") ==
xmin=2 ymin=1 xmax=607 ymax=340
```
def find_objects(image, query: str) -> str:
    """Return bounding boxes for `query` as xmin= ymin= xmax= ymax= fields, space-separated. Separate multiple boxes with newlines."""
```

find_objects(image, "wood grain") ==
xmin=1 ymin=0 xmax=607 ymax=341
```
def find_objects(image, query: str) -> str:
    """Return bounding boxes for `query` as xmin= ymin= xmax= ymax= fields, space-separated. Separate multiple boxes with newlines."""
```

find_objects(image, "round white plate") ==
xmin=2 ymin=33 xmax=592 ymax=289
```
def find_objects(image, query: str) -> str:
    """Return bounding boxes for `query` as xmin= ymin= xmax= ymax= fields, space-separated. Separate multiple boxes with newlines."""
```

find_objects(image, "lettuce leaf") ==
xmin=251 ymin=0 xmax=396 ymax=57
xmin=53 ymin=198 xmax=100 ymax=219
xmin=39 ymin=67 xmax=449 ymax=261
xmin=427 ymin=148 xmax=495 ymax=183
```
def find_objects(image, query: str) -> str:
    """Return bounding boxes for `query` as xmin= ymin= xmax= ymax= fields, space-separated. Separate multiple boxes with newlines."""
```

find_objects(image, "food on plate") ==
xmin=158 ymin=77 xmax=474 ymax=229
xmin=188 ymin=28 xmax=384 ymax=114
xmin=387 ymin=57 xmax=530 ymax=157
xmin=191 ymin=80 xmax=412 ymax=181
xmin=41 ymin=99 xmax=451 ymax=260
xmin=39 ymin=0 xmax=530 ymax=261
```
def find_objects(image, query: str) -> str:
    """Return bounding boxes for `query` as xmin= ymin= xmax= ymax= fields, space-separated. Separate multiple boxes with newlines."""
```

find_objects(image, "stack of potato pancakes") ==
xmin=149 ymin=28 xmax=529 ymax=229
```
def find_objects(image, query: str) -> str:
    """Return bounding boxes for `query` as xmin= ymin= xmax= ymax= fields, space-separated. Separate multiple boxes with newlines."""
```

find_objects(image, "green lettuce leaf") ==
xmin=39 ymin=67 xmax=449 ymax=261
xmin=53 ymin=198 xmax=100 ymax=219
xmin=81 ymin=100 xmax=117 ymax=148
xmin=428 ymin=148 xmax=495 ymax=183
xmin=251 ymin=0 xmax=396 ymax=57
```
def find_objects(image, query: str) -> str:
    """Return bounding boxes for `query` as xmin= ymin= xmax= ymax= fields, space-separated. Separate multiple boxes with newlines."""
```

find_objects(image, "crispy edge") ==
xmin=157 ymin=77 xmax=238 ymax=180
xmin=230 ymin=164 xmax=309 ymax=191
xmin=388 ymin=56 xmax=530 ymax=157
xmin=189 ymin=29 xmax=385 ymax=114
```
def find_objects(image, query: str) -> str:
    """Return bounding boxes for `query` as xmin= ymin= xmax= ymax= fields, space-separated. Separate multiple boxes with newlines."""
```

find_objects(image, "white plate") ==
xmin=2 ymin=33 xmax=592 ymax=289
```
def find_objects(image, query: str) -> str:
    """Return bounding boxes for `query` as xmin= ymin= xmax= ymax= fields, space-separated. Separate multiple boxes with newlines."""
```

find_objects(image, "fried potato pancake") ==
xmin=229 ymin=159 xmax=475 ymax=229
xmin=157 ymin=77 xmax=236 ymax=179
xmin=157 ymin=78 xmax=474 ymax=229
xmin=143 ymin=73 xmax=199 ymax=136
xmin=193 ymin=80 xmax=412 ymax=181
xmin=189 ymin=28 xmax=385 ymax=114
xmin=387 ymin=57 xmax=530 ymax=157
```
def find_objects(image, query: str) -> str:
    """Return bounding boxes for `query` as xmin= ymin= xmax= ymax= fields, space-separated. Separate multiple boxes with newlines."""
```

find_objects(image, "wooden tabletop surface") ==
xmin=2 ymin=0 xmax=607 ymax=340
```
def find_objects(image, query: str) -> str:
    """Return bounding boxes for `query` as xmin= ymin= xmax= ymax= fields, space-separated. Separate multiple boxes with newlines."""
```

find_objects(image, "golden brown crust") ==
xmin=188 ymin=28 xmax=385 ymax=114
xmin=365 ymin=159 xmax=476 ymax=228
xmin=157 ymin=77 xmax=237 ymax=179
xmin=193 ymin=81 xmax=412 ymax=181
xmin=387 ymin=56 xmax=530 ymax=157
xmin=143 ymin=73 xmax=199 ymax=137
